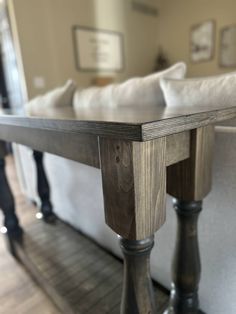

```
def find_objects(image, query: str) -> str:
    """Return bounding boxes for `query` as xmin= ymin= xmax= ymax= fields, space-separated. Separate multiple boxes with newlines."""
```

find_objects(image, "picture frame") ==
xmin=131 ymin=0 xmax=158 ymax=17
xmin=219 ymin=25 xmax=236 ymax=68
xmin=72 ymin=26 xmax=124 ymax=72
xmin=190 ymin=20 xmax=215 ymax=63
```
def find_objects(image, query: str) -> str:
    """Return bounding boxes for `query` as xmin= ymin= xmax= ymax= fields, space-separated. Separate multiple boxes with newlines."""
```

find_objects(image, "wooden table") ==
xmin=0 ymin=103 xmax=236 ymax=314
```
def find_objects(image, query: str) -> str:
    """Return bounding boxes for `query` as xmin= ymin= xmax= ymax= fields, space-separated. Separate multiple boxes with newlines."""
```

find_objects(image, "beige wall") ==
xmin=158 ymin=0 xmax=236 ymax=77
xmin=9 ymin=0 xmax=236 ymax=99
xmin=8 ymin=0 xmax=159 ymax=99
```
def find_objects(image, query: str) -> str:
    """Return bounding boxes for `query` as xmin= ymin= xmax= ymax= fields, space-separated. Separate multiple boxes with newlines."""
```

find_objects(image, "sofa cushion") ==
xmin=160 ymin=71 xmax=236 ymax=108
xmin=73 ymin=62 xmax=186 ymax=109
xmin=25 ymin=80 xmax=76 ymax=115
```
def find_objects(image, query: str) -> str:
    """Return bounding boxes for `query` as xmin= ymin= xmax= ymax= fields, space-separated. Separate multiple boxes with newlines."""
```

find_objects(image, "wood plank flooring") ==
xmin=0 ymin=156 xmax=169 ymax=313
xmin=0 ymin=156 xmax=59 ymax=314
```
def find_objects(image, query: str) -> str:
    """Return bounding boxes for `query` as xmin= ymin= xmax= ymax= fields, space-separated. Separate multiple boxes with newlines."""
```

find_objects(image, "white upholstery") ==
xmin=160 ymin=71 xmax=236 ymax=108
xmin=73 ymin=62 xmax=186 ymax=109
xmin=25 ymin=80 xmax=76 ymax=115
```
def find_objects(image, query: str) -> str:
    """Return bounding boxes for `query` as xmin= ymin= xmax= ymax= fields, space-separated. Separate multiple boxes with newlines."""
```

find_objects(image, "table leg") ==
xmin=167 ymin=126 xmax=214 ymax=314
xmin=165 ymin=200 xmax=204 ymax=314
xmin=0 ymin=150 xmax=23 ymax=239
xmin=33 ymin=150 xmax=55 ymax=222
xmin=99 ymin=137 xmax=167 ymax=313
xmin=119 ymin=236 xmax=156 ymax=314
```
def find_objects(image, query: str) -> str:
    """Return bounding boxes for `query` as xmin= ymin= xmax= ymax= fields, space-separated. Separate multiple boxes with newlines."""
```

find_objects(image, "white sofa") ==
xmin=16 ymin=125 xmax=236 ymax=314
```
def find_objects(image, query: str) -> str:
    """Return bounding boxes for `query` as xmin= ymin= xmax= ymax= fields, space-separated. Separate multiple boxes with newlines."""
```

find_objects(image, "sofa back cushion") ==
xmin=160 ymin=71 xmax=236 ymax=108
xmin=73 ymin=62 xmax=187 ymax=109
xmin=25 ymin=80 xmax=76 ymax=115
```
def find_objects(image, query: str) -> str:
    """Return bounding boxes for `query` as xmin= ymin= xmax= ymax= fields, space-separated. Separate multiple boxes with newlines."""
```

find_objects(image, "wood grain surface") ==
xmin=0 ymin=125 xmax=100 ymax=168
xmin=99 ymin=137 xmax=166 ymax=240
xmin=167 ymin=125 xmax=215 ymax=200
xmin=166 ymin=131 xmax=190 ymax=166
xmin=0 ymin=129 xmax=190 ymax=170
xmin=1 ymin=104 xmax=236 ymax=142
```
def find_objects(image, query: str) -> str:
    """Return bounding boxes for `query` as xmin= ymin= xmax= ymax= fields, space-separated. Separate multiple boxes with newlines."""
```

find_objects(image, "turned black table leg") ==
xmin=33 ymin=150 xmax=55 ymax=222
xmin=167 ymin=126 xmax=215 ymax=314
xmin=0 ymin=157 xmax=23 ymax=239
xmin=119 ymin=236 xmax=156 ymax=314
xmin=166 ymin=200 xmax=204 ymax=314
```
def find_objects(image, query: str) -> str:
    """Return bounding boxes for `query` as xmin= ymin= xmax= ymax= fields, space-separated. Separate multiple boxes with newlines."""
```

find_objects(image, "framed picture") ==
xmin=72 ymin=26 xmax=124 ymax=72
xmin=190 ymin=20 xmax=215 ymax=63
xmin=131 ymin=0 xmax=158 ymax=17
xmin=220 ymin=25 xmax=236 ymax=68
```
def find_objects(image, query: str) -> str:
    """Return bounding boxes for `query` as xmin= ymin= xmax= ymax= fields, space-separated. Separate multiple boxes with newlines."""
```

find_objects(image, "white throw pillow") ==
xmin=160 ymin=72 xmax=236 ymax=108
xmin=73 ymin=62 xmax=186 ymax=109
xmin=25 ymin=80 xmax=76 ymax=115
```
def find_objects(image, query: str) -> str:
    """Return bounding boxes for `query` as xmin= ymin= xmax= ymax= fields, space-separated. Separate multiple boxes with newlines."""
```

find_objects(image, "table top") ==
xmin=1 ymin=102 xmax=236 ymax=141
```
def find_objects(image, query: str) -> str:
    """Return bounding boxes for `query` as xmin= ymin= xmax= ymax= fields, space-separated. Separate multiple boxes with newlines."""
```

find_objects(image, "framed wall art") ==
xmin=190 ymin=20 xmax=215 ymax=63
xmin=220 ymin=25 xmax=236 ymax=68
xmin=132 ymin=0 xmax=159 ymax=17
xmin=72 ymin=26 xmax=124 ymax=72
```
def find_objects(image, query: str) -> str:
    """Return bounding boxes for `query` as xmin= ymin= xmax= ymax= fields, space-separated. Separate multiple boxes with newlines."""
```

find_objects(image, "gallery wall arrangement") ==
xmin=190 ymin=19 xmax=236 ymax=69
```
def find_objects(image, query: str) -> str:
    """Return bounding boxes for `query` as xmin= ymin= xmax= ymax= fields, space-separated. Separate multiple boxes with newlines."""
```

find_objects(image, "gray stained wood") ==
xmin=165 ymin=131 xmax=190 ymax=167
xmin=99 ymin=137 xmax=166 ymax=240
xmin=0 ymin=124 xmax=190 ymax=169
xmin=1 ymin=156 xmax=169 ymax=314
xmin=1 ymin=103 xmax=236 ymax=143
xmin=0 ymin=126 xmax=100 ymax=168
xmin=166 ymin=200 xmax=203 ymax=313
xmin=119 ymin=237 xmax=157 ymax=313
xmin=167 ymin=125 xmax=215 ymax=201
xmin=0 ymin=102 xmax=222 ymax=312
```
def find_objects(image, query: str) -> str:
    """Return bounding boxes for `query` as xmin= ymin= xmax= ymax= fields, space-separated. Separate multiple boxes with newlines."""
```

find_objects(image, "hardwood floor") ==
xmin=0 ymin=156 xmax=59 ymax=314
xmin=0 ymin=155 xmax=169 ymax=314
